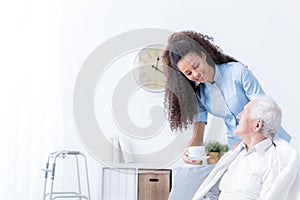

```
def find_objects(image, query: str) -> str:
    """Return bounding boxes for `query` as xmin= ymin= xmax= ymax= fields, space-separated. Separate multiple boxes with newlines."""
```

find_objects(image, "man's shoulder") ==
xmin=273 ymin=137 xmax=299 ymax=165
xmin=274 ymin=137 xmax=296 ymax=150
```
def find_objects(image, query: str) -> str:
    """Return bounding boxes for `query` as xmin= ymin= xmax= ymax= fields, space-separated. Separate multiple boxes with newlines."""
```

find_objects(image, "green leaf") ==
xmin=204 ymin=141 xmax=228 ymax=153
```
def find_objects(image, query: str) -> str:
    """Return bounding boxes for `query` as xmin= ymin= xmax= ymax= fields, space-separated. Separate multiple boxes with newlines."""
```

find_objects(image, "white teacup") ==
xmin=187 ymin=146 xmax=206 ymax=158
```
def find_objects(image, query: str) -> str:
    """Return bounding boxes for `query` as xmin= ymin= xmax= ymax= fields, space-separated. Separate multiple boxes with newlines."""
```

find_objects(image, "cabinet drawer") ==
xmin=138 ymin=170 xmax=171 ymax=200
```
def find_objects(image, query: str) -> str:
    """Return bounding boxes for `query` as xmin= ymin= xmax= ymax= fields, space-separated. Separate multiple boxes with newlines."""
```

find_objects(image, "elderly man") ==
xmin=192 ymin=95 xmax=300 ymax=200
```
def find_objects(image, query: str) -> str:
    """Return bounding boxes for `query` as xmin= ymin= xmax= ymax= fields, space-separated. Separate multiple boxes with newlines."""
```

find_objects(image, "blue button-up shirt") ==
xmin=194 ymin=62 xmax=291 ymax=149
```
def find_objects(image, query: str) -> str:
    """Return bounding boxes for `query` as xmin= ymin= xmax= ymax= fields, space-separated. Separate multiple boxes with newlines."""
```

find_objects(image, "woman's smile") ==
xmin=177 ymin=52 xmax=214 ymax=83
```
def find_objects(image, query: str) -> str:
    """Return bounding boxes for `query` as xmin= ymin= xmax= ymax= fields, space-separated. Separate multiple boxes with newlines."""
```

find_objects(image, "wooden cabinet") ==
xmin=138 ymin=169 xmax=171 ymax=200
xmin=101 ymin=167 xmax=171 ymax=200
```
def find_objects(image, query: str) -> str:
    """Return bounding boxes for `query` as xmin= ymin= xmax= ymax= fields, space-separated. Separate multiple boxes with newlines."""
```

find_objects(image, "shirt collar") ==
xmin=198 ymin=64 xmax=221 ymax=87
xmin=241 ymin=138 xmax=273 ymax=155
xmin=213 ymin=64 xmax=222 ymax=84
xmin=203 ymin=64 xmax=222 ymax=86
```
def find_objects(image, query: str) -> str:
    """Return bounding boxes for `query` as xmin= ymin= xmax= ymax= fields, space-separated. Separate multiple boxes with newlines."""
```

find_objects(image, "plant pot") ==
xmin=207 ymin=152 xmax=221 ymax=164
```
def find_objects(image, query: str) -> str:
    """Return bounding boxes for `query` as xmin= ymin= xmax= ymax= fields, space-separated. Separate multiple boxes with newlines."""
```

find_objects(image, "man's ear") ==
xmin=254 ymin=119 xmax=263 ymax=132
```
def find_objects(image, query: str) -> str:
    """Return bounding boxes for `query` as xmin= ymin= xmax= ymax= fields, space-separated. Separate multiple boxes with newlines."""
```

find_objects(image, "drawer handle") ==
xmin=149 ymin=178 xmax=159 ymax=182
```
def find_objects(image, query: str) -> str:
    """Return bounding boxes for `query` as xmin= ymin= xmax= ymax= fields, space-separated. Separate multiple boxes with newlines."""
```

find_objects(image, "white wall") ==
xmin=57 ymin=0 xmax=300 ymax=199
xmin=2 ymin=0 xmax=299 ymax=199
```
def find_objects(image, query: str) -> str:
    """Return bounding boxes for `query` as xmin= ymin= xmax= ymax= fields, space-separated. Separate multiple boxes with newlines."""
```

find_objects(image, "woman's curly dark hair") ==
xmin=163 ymin=31 xmax=238 ymax=132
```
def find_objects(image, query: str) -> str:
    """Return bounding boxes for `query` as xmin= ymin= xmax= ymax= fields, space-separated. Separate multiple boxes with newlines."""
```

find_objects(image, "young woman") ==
xmin=162 ymin=31 xmax=291 ymax=164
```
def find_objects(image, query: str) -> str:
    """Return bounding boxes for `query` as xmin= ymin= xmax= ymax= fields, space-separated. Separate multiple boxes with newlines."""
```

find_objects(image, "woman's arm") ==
xmin=183 ymin=121 xmax=206 ymax=164
xmin=190 ymin=121 xmax=205 ymax=146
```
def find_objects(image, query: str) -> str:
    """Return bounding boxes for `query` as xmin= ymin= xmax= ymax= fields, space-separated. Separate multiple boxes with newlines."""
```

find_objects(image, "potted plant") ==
xmin=204 ymin=141 xmax=228 ymax=164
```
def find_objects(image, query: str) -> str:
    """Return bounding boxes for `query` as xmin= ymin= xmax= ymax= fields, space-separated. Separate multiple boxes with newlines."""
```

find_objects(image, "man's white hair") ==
xmin=250 ymin=95 xmax=282 ymax=138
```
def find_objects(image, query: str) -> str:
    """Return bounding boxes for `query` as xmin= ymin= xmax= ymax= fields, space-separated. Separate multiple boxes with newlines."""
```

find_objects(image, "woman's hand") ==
xmin=183 ymin=147 xmax=203 ymax=165
xmin=182 ymin=121 xmax=206 ymax=165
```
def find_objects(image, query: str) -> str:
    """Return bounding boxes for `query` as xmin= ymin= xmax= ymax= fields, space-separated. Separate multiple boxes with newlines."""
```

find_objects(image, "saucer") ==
xmin=185 ymin=156 xmax=210 ymax=161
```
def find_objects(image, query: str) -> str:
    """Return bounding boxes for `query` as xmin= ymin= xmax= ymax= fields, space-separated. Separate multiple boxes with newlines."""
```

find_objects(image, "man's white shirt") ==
xmin=219 ymin=139 xmax=274 ymax=199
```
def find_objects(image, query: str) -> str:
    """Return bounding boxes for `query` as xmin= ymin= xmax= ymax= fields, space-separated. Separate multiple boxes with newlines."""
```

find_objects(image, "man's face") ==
xmin=234 ymin=101 xmax=257 ymax=138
